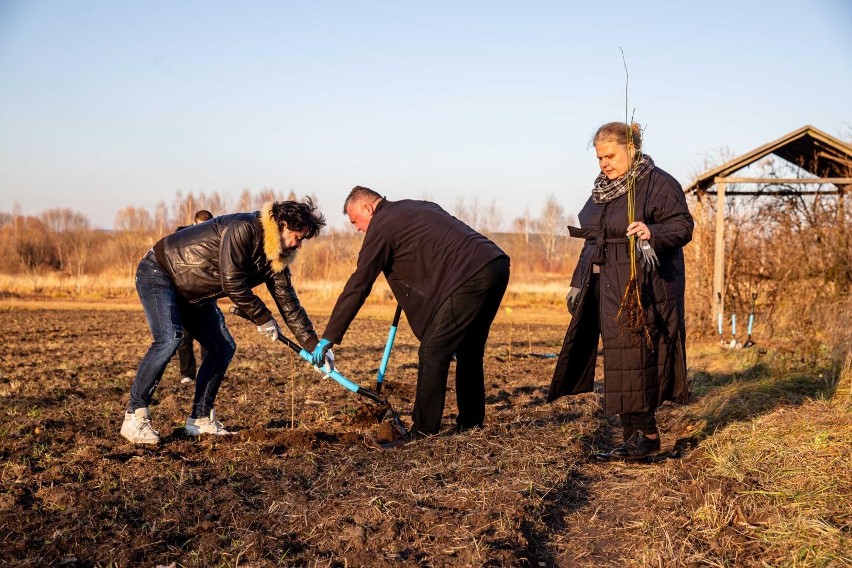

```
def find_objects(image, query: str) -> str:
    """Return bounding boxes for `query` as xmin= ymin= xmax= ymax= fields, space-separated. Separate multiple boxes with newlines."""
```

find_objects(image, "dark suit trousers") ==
xmin=412 ymin=256 xmax=510 ymax=435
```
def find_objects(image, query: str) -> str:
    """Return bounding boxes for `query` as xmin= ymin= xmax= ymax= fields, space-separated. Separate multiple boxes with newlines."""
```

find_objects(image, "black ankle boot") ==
xmin=608 ymin=430 xmax=661 ymax=460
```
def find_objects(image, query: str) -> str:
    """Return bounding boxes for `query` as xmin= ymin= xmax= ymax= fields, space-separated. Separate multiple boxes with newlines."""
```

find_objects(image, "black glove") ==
xmin=566 ymin=287 xmax=581 ymax=314
xmin=637 ymin=240 xmax=659 ymax=272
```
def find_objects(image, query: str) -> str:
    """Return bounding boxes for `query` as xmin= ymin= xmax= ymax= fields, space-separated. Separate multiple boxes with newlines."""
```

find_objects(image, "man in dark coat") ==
xmin=548 ymin=121 xmax=693 ymax=459
xmin=311 ymin=186 xmax=510 ymax=436
xmin=121 ymin=200 xmax=325 ymax=444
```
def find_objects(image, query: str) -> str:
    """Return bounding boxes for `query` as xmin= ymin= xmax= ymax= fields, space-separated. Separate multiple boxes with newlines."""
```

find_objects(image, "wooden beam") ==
xmin=712 ymin=183 xmax=726 ymax=334
xmin=703 ymin=189 xmax=840 ymax=196
xmin=714 ymin=177 xmax=852 ymax=184
xmin=816 ymin=151 xmax=852 ymax=167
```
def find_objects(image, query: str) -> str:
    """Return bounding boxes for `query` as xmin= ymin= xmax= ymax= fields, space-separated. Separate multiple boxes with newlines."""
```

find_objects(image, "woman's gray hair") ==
xmin=592 ymin=122 xmax=642 ymax=150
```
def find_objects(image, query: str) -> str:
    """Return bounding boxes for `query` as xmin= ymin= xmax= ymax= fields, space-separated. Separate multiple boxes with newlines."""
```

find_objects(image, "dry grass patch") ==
xmin=649 ymin=399 xmax=852 ymax=567
xmin=625 ymin=342 xmax=852 ymax=567
xmin=706 ymin=401 xmax=850 ymax=560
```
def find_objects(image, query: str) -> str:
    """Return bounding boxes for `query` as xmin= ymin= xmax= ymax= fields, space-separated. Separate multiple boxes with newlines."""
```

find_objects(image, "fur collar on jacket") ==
xmin=260 ymin=202 xmax=297 ymax=273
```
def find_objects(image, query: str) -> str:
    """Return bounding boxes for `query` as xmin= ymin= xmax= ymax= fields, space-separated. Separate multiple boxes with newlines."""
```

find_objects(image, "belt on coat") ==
xmin=568 ymin=225 xmax=630 ymax=265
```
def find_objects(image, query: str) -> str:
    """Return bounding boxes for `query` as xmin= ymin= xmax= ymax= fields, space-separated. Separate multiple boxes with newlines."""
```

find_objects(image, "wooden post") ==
xmin=712 ymin=183 xmax=726 ymax=334
xmin=840 ymin=185 xmax=849 ymax=293
xmin=692 ymin=191 xmax=706 ymax=319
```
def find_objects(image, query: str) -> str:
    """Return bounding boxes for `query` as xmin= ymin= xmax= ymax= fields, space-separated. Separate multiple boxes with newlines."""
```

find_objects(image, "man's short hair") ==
xmin=343 ymin=186 xmax=383 ymax=215
xmin=194 ymin=210 xmax=214 ymax=223
xmin=268 ymin=198 xmax=326 ymax=239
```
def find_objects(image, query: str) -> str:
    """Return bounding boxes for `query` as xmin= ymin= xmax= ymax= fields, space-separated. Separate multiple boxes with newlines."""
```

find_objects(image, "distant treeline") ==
xmin=3 ymin=182 xmax=852 ymax=354
xmin=0 ymin=189 xmax=582 ymax=284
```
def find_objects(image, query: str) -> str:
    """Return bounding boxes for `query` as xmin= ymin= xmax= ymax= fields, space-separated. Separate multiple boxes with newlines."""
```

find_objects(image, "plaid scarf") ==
xmin=591 ymin=153 xmax=655 ymax=204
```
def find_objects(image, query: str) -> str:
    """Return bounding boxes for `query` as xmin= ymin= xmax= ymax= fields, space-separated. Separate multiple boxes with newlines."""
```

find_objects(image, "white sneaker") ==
xmin=180 ymin=376 xmax=194 ymax=385
xmin=120 ymin=407 xmax=160 ymax=444
xmin=185 ymin=409 xmax=230 ymax=436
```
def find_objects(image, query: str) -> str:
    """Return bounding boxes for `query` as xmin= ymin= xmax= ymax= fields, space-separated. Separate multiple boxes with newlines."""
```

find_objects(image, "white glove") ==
xmin=321 ymin=349 xmax=336 ymax=373
xmin=637 ymin=240 xmax=660 ymax=272
xmin=257 ymin=317 xmax=280 ymax=342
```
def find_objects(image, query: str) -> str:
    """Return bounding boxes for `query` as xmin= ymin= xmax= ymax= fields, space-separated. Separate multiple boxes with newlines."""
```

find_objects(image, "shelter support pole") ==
xmin=840 ymin=185 xmax=850 ymax=291
xmin=712 ymin=182 xmax=727 ymax=325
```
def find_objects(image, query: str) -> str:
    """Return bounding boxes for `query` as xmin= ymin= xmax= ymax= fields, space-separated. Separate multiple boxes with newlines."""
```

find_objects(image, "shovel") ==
xmin=376 ymin=304 xmax=402 ymax=394
xmin=716 ymin=292 xmax=725 ymax=345
xmin=743 ymin=292 xmax=757 ymax=348
xmin=228 ymin=305 xmax=408 ymax=435
xmin=729 ymin=312 xmax=741 ymax=349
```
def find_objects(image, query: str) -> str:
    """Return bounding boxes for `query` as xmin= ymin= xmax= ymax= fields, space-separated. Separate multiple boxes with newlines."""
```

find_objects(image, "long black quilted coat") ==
xmin=547 ymin=166 xmax=694 ymax=414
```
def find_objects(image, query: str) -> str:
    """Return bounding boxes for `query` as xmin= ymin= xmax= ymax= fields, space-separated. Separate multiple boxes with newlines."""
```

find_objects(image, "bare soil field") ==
xmin=0 ymin=303 xmax=848 ymax=567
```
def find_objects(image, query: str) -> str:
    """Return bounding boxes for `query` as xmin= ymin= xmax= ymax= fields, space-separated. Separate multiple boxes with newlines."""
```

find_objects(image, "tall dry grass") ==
xmin=613 ymin=339 xmax=852 ymax=567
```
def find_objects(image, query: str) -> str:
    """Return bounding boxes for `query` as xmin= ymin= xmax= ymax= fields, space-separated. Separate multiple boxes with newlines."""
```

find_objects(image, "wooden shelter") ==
xmin=684 ymin=124 xmax=852 ymax=323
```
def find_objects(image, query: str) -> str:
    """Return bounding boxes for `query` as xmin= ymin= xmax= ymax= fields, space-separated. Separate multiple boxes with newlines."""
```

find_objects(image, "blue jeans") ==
xmin=130 ymin=253 xmax=236 ymax=418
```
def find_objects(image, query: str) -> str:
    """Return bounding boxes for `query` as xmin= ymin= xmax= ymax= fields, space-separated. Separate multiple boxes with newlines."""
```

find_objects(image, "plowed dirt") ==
xmin=0 ymin=304 xmax=700 ymax=566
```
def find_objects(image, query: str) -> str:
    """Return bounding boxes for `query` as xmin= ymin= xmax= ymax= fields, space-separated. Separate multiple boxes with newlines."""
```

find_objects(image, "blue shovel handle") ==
xmin=228 ymin=306 xmax=386 ymax=406
xmin=376 ymin=305 xmax=402 ymax=393
xmin=748 ymin=292 xmax=757 ymax=335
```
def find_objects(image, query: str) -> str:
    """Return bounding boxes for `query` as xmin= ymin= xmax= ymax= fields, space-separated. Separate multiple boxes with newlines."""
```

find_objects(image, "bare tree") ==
xmin=513 ymin=207 xmax=532 ymax=246
xmin=173 ymin=190 xmax=198 ymax=227
xmin=41 ymin=208 xmax=89 ymax=268
xmin=205 ymin=190 xmax=232 ymax=216
xmin=114 ymin=207 xmax=155 ymax=279
xmin=40 ymin=208 xmax=95 ymax=288
xmin=255 ymin=188 xmax=280 ymax=209
xmin=453 ymin=196 xmax=479 ymax=230
xmin=40 ymin=208 xmax=71 ymax=271
xmin=154 ymin=201 xmax=170 ymax=237
xmin=238 ymin=189 xmax=253 ymax=212
xmin=452 ymin=196 xmax=502 ymax=236
xmin=535 ymin=194 xmax=566 ymax=267
xmin=479 ymin=198 xmax=503 ymax=237
xmin=13 ymin=214 xmax=52 ymax=288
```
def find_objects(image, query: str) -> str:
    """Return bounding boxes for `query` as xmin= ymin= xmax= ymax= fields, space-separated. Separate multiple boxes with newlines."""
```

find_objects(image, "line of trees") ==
xmin=6 ymin=158 xmax=850 ymax=349
xmin=0 ymin=190 xmax=581 ymax=286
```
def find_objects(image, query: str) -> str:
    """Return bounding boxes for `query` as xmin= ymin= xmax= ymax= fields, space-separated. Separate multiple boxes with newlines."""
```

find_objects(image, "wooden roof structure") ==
xmin=686 ymin=125 xmax=852 ymax=337
xmin=686 ymin=124 xmax=852 ymax=196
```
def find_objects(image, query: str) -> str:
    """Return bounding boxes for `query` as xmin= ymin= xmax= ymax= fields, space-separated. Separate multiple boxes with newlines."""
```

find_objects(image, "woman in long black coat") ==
xmin=548 ymin=122 xmax=694 ymax=459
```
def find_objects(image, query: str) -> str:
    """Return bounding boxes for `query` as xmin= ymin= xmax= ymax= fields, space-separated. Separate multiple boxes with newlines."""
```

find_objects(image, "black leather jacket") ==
xmin=152 ymin=211 xmax=318 ymax=350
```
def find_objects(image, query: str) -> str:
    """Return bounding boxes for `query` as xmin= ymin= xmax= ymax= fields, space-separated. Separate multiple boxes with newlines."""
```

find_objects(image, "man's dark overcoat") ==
xmin=547 ymin=166 xmax=694 ymax=414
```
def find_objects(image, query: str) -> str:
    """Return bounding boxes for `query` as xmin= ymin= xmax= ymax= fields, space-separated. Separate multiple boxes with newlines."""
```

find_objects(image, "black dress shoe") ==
xmin=607 ymin=430 xmax=661 ymax=460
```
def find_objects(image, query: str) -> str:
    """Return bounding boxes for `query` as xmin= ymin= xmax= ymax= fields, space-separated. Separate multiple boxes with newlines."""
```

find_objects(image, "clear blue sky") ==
xmin=1 ymin=0 xmax=850 ymax=230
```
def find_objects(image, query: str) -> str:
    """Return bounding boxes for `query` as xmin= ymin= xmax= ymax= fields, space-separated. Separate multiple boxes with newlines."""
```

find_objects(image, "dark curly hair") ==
xmin=268 ymin=197 xmax=326 ymax=239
